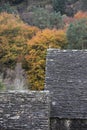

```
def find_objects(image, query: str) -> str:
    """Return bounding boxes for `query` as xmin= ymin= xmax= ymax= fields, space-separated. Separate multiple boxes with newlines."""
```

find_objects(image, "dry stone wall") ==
xmin=0 ymin=91 xmax=50 ymax=130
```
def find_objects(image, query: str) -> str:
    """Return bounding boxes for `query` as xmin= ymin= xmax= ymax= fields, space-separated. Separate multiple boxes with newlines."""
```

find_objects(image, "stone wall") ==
xmin=50 ymin=118 xmax=87 ymax=130
xmin=45 ymin=49 xmax=87 ymax=130
xmin=0 ymin=91 xmax=50 ymax=130
xmin=1 ymin=49 xmax=87 ymax=130
xmin=45 ymin=49 xmax=87 ymax=119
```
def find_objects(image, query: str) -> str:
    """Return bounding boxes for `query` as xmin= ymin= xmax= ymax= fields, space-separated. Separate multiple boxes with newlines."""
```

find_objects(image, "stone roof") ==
xmin=45 ymin=49 xmax=87 ymax=119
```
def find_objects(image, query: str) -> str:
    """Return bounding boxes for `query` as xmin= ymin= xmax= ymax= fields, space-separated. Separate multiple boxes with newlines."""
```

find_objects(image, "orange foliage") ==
xmin=63 ymin=11 xmax=87 ymax=29
xmin=0 ymin=12 xmax=39 ymax=67
xmin=74 ymin=11 xmax=87 ymax=19
xmin=0 ymin=12 xmax=68 ymax=90
xmin=28 ymin=29 xmax=67 ymax=48
xmin=26 ymin=29 xmax=67 ymax=90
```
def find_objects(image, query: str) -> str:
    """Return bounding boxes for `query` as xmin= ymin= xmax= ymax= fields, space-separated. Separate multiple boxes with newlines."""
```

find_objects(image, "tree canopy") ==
xmin=67 ymin=19 xmax=87 ymax=49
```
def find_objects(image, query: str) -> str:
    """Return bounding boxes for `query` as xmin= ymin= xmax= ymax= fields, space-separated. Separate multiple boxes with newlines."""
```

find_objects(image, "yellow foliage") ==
xmin=0 ymin=12 xmax=39 ymax=67
xmin=0 ymin=12 xmax=67 ymax=90
xmin=26 ymin=29 xmax=67 ymax=90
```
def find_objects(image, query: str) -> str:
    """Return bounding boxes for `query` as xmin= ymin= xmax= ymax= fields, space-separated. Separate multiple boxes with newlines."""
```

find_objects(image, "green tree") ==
xmin=80 ymin=0 xmax=87 ymax=11
xmin=9 ymin=0 xmax=24 ymax=4
xmin=67 ymin=19 xmax=87 ymax=49
xmin=52 ymin=0 xmax=66 ymax=14
xmin=27 ymin=8 xmax=64 ymax=29
xmin=0 ymin=2 xmax=17 ymax=14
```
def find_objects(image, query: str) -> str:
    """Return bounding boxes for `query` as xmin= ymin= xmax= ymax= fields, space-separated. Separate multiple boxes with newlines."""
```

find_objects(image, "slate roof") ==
xmin=45 ymin=49 xmax=87 ymax=119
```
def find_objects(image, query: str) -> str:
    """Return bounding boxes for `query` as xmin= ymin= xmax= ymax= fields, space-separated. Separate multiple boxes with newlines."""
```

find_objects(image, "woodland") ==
xmin=0 ymin=0 xmax=87 ymax=90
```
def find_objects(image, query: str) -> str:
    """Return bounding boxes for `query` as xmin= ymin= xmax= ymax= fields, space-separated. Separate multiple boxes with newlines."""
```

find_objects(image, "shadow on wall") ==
xmin=50 ymin=118 xmax=87 ymax=130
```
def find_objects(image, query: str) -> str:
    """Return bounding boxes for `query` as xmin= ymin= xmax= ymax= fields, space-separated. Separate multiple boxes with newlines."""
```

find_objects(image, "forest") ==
xmin=0 ymin=0 xmax=87 ymax=90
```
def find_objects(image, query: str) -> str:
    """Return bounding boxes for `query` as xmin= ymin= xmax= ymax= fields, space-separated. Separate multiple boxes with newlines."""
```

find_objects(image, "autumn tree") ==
xmin=25 ymin=29 xmax=67 ymax=90
xmin=74 ymin=11 xmax=87 ymax=19
xmin=0 ymin=12 xmax=39 ymax=68
xmin=0 ymin=12 xmax=68 ymax=90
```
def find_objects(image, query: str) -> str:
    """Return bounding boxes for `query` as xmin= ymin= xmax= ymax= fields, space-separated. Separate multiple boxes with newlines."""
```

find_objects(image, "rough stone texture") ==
xmin=0 ymin=91 xmax=50 ymax=130
xmin=50 ymin=118 xmax=66 ymax=130
xmin=45 ymin=49 xmax=87 ymax=119
xmin=50 ymin=118 xmax=87 ymax=130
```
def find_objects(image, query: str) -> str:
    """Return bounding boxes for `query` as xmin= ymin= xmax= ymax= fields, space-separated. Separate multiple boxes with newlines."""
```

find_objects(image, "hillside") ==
xmin=0 ymin=0 xmax=86 ymax=25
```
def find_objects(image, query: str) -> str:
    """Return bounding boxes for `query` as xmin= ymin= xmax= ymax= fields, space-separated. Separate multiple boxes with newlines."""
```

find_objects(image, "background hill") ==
xmin=0 ymin=0 xmax=87 ymax=24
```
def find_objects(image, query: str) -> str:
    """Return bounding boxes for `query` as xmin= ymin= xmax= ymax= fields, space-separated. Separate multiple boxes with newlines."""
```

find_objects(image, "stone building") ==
xmin=0 ymin=49 xmax=87 ymax=130
xmin=45 ymin=49 xmax=87 ymax=130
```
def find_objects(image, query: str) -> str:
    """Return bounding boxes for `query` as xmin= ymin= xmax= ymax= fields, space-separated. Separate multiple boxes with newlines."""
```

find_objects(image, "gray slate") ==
xmin=45 ymin=49 xmax=87 ymax=119
xmin=0 ymin=91 xmax=50 ymax=130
